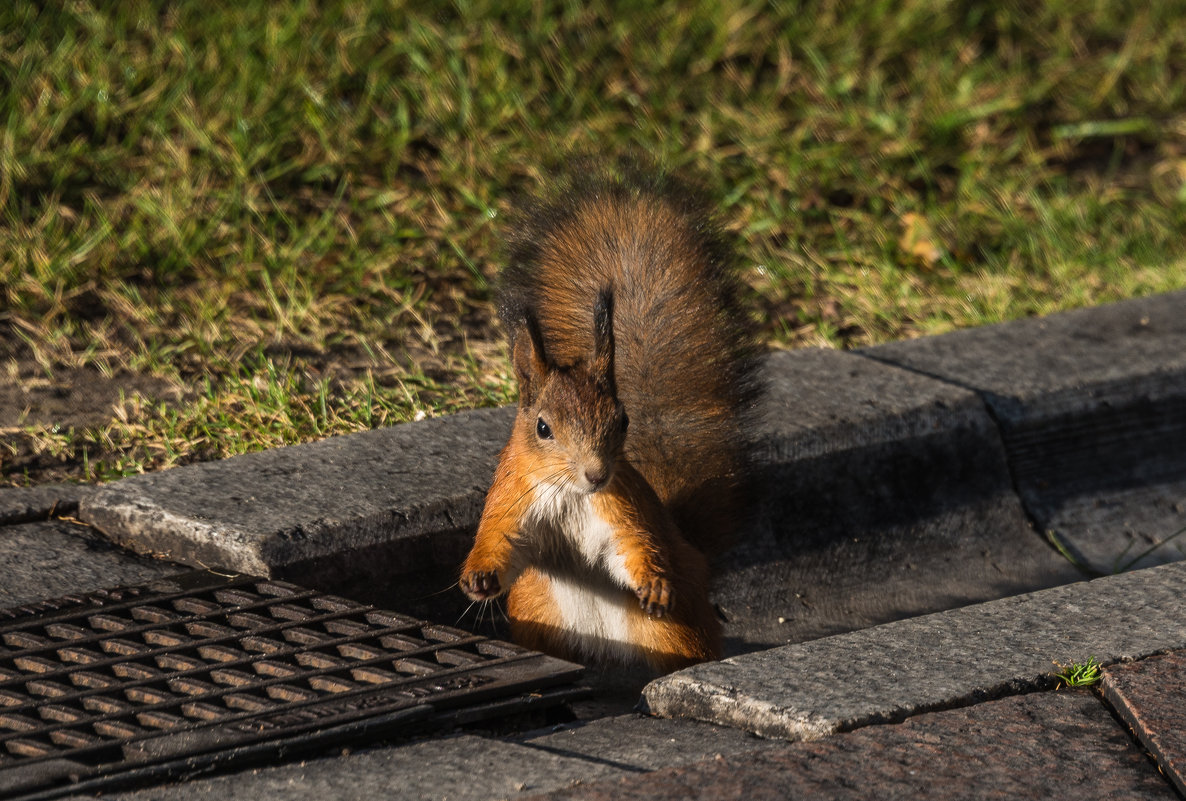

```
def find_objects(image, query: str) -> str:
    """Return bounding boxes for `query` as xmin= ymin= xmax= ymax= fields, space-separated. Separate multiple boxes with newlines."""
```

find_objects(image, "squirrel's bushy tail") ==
xmin=499 ymin=160 xmax=760 ymax=555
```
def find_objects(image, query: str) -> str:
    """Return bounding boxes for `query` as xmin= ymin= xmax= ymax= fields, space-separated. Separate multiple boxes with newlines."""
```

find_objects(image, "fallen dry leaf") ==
xmin=899 ymin=212 xmax=946 ymax=267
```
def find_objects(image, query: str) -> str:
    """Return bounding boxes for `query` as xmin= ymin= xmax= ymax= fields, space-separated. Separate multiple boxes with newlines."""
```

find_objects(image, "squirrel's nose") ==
xmin=584 ymin=468 xmax=608 ymax=489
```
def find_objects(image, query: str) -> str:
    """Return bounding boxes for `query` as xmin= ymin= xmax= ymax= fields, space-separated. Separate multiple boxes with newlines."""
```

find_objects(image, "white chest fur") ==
xmin=524 ymin=482 xmax=638 ymax=661
xmin=527 ymin=482 xmax=634 ymax=587
xmin=546 ymin=573 xmax=636 ymax=663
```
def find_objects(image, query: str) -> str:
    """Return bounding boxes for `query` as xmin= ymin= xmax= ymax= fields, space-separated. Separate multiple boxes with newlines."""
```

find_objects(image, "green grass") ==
xmin=1053 ymin=656 xmax=1102 ymax=689
xmin=3 ymin=0 xmax=1186 ymax=483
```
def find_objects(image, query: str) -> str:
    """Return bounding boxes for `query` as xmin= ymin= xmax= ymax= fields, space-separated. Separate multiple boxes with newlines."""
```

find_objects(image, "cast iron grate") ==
xmin=0 ymin=570 xmax=583 ymax=800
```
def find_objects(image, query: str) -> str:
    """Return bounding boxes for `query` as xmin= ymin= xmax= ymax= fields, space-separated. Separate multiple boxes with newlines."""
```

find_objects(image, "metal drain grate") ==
xmin=0 ymin=570 xmax=583 ymax=800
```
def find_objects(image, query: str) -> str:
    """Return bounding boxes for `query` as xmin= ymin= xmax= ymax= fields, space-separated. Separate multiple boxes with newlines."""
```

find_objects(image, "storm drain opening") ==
xmin=0 ymin=570 xmax=584 ymax=800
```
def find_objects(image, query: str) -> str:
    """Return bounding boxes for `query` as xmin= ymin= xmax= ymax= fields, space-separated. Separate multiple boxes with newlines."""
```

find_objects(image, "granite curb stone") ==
xmin=72 ymin=346 xmax=1079 ymax=643
xmin=78 ymin=407 xmax=514 ymax=616
xmin=68 ymin=293 xmax=1186 ymax=639
xmin=643 ymin=560 xmax=1186 ymax=741
xmin=1102 ymin=650 xmax=1186 ymax=797
xmin=721 ymin=347 xmax=1077 ymax=646
xmin=861 ymin=289 xmax=1186 ymax=574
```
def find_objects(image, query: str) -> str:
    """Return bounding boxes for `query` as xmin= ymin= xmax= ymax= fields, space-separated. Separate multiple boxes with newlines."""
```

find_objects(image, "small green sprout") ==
xmin=1053 ymin=656 xmax=1102 ymax=689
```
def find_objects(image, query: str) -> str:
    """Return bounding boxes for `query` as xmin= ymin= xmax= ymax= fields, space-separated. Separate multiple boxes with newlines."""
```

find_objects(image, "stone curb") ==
xmin=860 ymin=289 xmax=1186 ymax=573
xmin=715 ymin=346 xmax=1078 ymax=646
xmin=2 ymin=289 xmax=1179 ymax=643
xmin=78 ymin=407 xmax=513 ymax=618
xmin=69 ymin=343 xmax=1067 ymax=637
xmin=642 ymin=559 xmax=1186 ymax=740
xmin=1 ymin=289 xmax=1178 ymax=801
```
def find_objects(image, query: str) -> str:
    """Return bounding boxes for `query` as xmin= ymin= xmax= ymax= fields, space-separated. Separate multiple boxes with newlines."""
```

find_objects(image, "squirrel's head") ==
xmin=511 ymin=288 xmax=629 ymax=494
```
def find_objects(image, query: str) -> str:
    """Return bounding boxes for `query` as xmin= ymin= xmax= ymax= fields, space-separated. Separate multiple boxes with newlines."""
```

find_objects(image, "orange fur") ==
xmin=459 ymin=164 xmax=754 ymax=674
xmin=461 ymin=394 xmax=722 ymax=673
xmin=460 ymin=436 xmax=535 ymax=591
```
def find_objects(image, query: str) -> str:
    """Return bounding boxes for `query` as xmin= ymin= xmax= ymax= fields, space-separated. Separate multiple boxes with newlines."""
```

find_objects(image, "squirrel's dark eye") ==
xmin=536 ymin=417 xmax=553 ymax=440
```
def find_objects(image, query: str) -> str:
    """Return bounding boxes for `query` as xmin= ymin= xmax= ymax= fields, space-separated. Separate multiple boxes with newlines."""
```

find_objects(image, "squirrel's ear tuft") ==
xmin=592 ymin=287 xmax=616 ymax=395
xmin=512 ymin=312 xmax=549 ymax=406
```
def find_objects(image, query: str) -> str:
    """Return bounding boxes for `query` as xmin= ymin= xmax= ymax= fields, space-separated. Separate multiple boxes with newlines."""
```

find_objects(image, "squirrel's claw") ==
xmin=460 ymin=570 xmax=502 ymax=601
xmin=636 ymin=578 xmax=672 ymax=618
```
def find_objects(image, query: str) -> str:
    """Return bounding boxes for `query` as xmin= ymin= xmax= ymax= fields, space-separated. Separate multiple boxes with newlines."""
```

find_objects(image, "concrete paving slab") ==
xmin=78 ymin=407 xmax=514 ymax=618
xmin=719 ymin=348 xmax=1076 ymax=648
xmin=1102 ymin=650 xmax=1186 ymax=798
xmin=532 ymin=692 xmax=1178 ymax=800
xmin=861 ymin=290 xmax=1186 ymax=575
xmin=0 ymin=518 xmax=184 ymax=609
xmin=643 ymin=560 xmax=1186 ymax=740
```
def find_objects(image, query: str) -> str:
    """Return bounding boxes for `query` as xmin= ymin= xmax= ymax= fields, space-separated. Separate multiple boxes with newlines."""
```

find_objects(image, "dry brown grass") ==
xmin=3 ymin=0 xmax=1185 ymax=484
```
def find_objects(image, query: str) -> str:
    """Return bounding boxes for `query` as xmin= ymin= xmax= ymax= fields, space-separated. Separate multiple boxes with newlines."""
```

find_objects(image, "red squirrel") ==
xmin=459 ymin=164 xmax=757 ymax=673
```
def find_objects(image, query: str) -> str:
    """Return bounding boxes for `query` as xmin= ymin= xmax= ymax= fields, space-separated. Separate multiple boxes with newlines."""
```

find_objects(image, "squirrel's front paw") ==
xmin=636 ymin=577 xmax=672 ymax=618
xmin=460 ymin=570 xmax=502 ymax=601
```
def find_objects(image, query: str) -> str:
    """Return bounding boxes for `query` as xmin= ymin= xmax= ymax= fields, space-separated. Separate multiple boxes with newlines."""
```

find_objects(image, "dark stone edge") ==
xmin=0 ymin=483 xmax=97 ymax=526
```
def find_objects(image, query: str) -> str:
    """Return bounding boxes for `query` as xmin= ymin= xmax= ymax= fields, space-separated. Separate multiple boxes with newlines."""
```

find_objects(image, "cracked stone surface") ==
xmin=532 ymin=692 xmax=1178 ymax=800
xmin=862 ymin=290 xmax=1186 ymax=575
xmin=1102 ymin=650 xmax=1186 ymax=798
